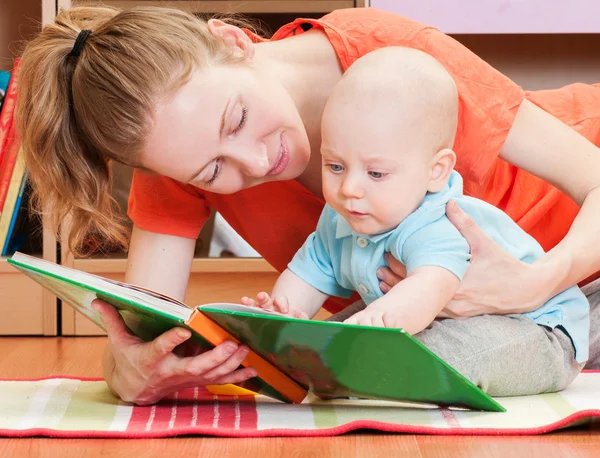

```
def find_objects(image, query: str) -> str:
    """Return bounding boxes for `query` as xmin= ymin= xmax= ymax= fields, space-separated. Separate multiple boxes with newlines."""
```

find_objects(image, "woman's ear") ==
xmin=207 ymin=19 xmax=255 ymax=60
xmin=427 ymin=148 xmax=456 ymax=193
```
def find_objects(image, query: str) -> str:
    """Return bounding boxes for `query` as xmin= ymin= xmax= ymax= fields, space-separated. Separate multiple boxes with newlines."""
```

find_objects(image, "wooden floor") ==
xmin=0 ymin=337 xmax=598 ymax=457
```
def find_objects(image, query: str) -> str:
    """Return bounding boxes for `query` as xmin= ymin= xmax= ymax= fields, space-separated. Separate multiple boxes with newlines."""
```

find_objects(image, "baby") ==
xmin=242 ymin=47 xmax=589 ymax=395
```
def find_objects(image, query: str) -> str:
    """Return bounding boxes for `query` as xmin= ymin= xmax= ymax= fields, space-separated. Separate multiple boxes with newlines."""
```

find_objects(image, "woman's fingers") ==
xmin=182 ymin=341 xmax=240 ymax=376
xmin=92 ymin=299 xmax=139 ymax=347
xmin=384 ymin=252 xmax=407 ymax=278
xmin=202 ymin=346 xmax=253 ymax=381
xmin=377 ymin=253 xmax=406 ymax=292
xmin=210 ymin=367 xmax=259 ymax=386
xmin=446 ymin=200 xmax=496 ymax=256
xmin=145 ymin=327 xmax=192 ymax=364
xmin=186 ymin=343 xmax=253 ymax=381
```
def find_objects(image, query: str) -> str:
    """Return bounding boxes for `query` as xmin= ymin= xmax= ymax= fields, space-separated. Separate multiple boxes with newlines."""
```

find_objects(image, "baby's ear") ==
xmin=427 ymin=148 xmax=456 ymax=193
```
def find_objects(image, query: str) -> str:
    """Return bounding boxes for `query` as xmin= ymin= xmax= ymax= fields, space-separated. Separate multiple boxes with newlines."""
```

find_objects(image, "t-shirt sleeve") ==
xmin=127 ymin=169 xmax=212 ymax=239
xmin=287 ymin=209 xmax=354 ymax=298
xmin=391 ymin=216 xmax=471 ymax=280
xmin=319 ymin=8 xmax=525 ymax=185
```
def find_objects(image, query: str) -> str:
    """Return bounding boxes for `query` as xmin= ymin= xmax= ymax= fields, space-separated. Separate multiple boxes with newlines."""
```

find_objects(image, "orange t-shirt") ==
xmin=128 ymin=8 xmax=600 ymax=313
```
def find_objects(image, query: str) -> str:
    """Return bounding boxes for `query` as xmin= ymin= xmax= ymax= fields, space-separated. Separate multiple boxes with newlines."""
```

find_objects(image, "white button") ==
xmin=357 ymin=237 xmax=368 ymax=248
xmin=357 ymin=284 xmax=369 ymax=294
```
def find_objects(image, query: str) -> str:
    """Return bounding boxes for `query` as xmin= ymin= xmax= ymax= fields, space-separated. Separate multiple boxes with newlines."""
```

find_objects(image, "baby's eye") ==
xmin=369 ymin=171 xmax=386 ymax=179
xmin=327 ymin=164 xmax=344 ymax=173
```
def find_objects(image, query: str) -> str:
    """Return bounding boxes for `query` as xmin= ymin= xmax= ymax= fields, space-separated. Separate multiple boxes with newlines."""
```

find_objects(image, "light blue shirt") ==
xmin=288 ymin=171 xmax=590 ymax=362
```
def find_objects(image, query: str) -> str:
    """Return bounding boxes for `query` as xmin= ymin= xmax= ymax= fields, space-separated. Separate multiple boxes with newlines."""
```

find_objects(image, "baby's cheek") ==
xmin=322 ymin=187 xmax=340 ymax=210
xmin=376 ymin=205 xmax=405 ymax=230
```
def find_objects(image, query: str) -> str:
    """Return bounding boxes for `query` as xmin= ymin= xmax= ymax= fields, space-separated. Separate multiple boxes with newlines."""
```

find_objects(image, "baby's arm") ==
xmin=243 ymin=206 xmax=351 ymax=319
xmin=242 ymin=269 xmax=329 ymax=319
xmin=345 ymin=266 xmax=459 ymax=334
xmin=345 ymin=212 xmax=469 ymax=332
xmin=273 ymin=269 xmax=330 ymax=318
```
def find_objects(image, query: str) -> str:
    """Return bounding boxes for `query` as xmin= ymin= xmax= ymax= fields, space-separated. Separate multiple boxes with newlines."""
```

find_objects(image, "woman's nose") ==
xmin=226 ymin=140 xmax=270 ymax=178
xmin=244 ymin=143 xmax=270 ymax=177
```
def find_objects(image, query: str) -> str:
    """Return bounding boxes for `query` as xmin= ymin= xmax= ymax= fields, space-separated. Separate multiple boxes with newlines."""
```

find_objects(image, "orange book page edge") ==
xmin=186 ymin=309 xmax=307 ymax=404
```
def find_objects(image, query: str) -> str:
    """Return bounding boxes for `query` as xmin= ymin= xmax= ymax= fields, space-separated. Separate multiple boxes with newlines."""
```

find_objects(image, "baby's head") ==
xmin=321 ymin=47 xmax=458 ymax=235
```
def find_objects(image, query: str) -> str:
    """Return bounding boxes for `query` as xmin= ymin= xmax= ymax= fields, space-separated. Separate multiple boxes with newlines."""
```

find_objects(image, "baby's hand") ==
xmin=343 ymin=307 xmax=402 ymax=328
xmin=241 ymin=291 xmax=276 ymax=310
xmin=240 ymin=292 xmax=309 ymax=319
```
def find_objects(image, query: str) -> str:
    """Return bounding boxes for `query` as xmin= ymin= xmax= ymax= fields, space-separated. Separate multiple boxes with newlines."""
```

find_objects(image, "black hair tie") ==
xmin=69 ymin=30 xmax=92 ymax=58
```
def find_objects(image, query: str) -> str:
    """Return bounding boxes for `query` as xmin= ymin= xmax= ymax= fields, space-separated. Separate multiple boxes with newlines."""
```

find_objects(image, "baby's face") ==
xmin=320 ymin=105 xmax=432 ymax=235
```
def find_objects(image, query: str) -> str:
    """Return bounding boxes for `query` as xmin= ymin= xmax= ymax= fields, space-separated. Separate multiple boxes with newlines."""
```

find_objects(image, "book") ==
xmin=7 ymin=252 xmax=505 ymax=412
xmin=0 ymin=70 xmax=10 ymax=113
xmin=0 ymin=155 xmax=27 ymax=253
xmin=1 ymin=169 xmax=27 ymax=255
xmin=0 ymin=59 xmax=21 ymax=214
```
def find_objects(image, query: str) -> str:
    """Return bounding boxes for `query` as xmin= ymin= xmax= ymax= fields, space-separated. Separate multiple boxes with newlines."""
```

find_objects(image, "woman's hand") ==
xmin=93 ymin=300 xmax=257 ymax=405
xmin=376 ymin=201 xmax=552 ymax=318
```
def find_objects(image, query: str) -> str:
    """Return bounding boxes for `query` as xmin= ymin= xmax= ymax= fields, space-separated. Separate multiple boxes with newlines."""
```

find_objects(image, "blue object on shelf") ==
xmin=0 ymin=70 xmax=11 ymax=113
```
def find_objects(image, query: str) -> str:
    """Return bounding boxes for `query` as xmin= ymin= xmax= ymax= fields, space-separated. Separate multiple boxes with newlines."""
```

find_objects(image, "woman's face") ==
xmin=142 ymin=63 xmax=311 ymax=194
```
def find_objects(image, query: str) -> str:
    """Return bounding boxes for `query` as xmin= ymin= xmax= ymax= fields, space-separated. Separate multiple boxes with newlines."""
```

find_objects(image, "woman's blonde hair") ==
xmin=16 ymin=6 xmax=253 ymax=255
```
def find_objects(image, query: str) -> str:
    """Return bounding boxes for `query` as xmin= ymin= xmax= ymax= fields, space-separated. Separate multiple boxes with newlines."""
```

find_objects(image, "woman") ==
xmin=16 ymin=6 xmax=600 ymax=404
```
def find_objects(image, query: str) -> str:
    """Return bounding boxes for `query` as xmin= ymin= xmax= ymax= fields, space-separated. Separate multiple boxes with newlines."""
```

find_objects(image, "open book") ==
xmin=8 ymin=252 xmax=504 ymax=412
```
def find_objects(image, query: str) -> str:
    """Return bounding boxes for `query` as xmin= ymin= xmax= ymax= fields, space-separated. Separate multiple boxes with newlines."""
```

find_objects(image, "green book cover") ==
xmin=7 ymin=252 xmax=504 ymax=412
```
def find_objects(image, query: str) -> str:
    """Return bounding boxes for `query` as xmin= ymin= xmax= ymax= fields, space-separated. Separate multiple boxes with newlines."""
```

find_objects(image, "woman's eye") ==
xmin=231 ymin=106 xmax=247 ymax=134
xmin=369 ymin=171 xmax=386 ymax=179
xmin=205 ymin=158 xmax=222 ymax=186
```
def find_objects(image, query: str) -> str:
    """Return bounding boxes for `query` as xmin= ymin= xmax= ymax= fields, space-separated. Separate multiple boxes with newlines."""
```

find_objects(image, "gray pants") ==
xmin=327 ymin=281 xmax=600 ymax=396
xmin=582 ymin=276 xmax=600 ymax=369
